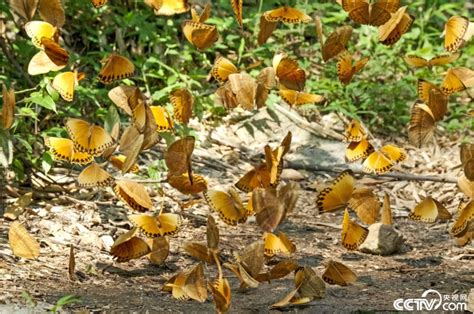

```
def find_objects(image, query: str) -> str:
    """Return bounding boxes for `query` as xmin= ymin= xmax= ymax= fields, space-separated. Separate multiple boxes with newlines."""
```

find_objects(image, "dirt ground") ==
xmin=0 ymin=108 xmax=473 ymax=313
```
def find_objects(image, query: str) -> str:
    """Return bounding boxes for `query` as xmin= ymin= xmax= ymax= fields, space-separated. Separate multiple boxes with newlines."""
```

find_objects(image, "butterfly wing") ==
xmin=98 ymin=54 xmax=135 ymax=84
xmin=369 ymin=0 xmax=400 ymax=26
xmin=230 ymin=0 xmax=243 ymax=26
xmin=182 ymin=21 xmax=218 ymax=50
xmin=52 ymin=71 xmax=76 ymax=102
xmin=381 ymin=144 xmax=406 ymax=163
xmin=25 ymin=21 xmax=56 ymax=48
xmin=337 ymin=52 xmax=354 ymax=85
xmin=78 ymin=162 xmax=114 ymax=187
xmin=408 ymin=101 xmax=436 ymax=147
xmin=316 ymin=170 xmax=355 ymax=212
xmin=322 ymin=26 xmax=353 ymax=62
xmin=211 ymin=56 xmax=238 ymax=83
xmin=168 ymin=173 xmax=208 ymax=195
xmin=403 ymin=55 xmax=429 ymax=68
xmin=170 ymin=89 xmax=193 ymax=125
xmin=257 ymin=14 xmax=278 ymax=45
xmin=45 ymin=137 xmax=93 ymax=165
xmin=28 ymin=51 xmax=65 ymax=75
xmin=362 ymin=151 xmax=394 ymax=174
xmin=150 ymin=106 xmax=174 ymax=131
xmin=235 ymin=164 xmax=272 ymax=192
xmin=1 ymin=85 xmax=15 ymax=130
xmin=114 ymin=180 xmax=153 ymax=212
xmin=156 ymin=213 xmax=181 ymax=236
xmin=341 ymin=0 xmax=370 ymax=25
xmin=444 ymin=16 xmax=470 ymax=52
xmin=408 ymin=197 xmax=439 ymax=223
xmin=429 ymin=52 xmax=461 ymax=67
xmin=378 ymin=7 xmax=413 ymax=45
xmin=263 ymin=6 xmax=312 ymax=24
xmin=164 ymin=136 xmax=195 ymax=177
xmin=345 ymin=139 xmax=374 ymax=162
xmin=92 ymin=0 xmax=108 ymax=8
xmin=322 ymin=260 xmax=357 ymax=286
xmin=341 ymin=208 xmax=368 ymax=250
xmin=279 ymin=88 xmax=325 ymax=107
xmin=417 ymin=79 xmax=437 ymax=103
xmin=275 ymin=57 xmax=306 ymax=91
xmin=348 ymin=188 xmax=380 ymax=225
xmin=204 ymin=189 xmax=247 ymax=225
xmin=228 ymin=72 xmax=257 ymax=110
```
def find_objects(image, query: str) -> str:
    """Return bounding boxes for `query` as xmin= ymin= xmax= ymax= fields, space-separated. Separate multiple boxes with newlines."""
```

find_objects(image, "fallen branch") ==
xmin=287 ymin=161 xmax=458 ymax=184
xmin=273 ymin=104 xmax=344 ymax=141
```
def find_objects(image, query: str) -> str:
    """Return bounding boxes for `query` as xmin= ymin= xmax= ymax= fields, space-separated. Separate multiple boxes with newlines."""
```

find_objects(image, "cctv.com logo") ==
xmin=393 ymin=289 xmax=467 ymax=311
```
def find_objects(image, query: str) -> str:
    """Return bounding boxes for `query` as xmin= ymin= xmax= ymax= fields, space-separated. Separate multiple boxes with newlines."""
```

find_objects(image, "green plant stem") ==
xmin=14 ymin=87 xmax=38 ymax=95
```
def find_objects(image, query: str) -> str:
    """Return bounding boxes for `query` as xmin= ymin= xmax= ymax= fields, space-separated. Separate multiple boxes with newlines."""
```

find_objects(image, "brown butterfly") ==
xmin=165 ymin=136 xmax=195 ymax=179
xmin=252 ymin=182 xmax=300 ymax=232
xmin=255 ymin=67 xmax=277 ymax=108
xmin=230 ymin=0 xmax=243 ymax=27
xmin=98 ymin=54 xmax=135 ymax=84
xmin=110 ymin=228 xmax=151 ymax=262
xmin=114 ymin=180 xmax=154 ymax=212
xmin=404 ymin=53 xmax=460 ymax=68
xmin=336 ymin=51 xmax=369 ymax=85
xmin=1 ymin=84 xmax=15 ymax=130
xmin=348 ymin=188 xmax=380 ymax=225
xmin=108 ymin=85 xmax=137 ymax=116
xmin=341 ymin=0 xmax=400 ymax=26
xmin=38 ymin=0 xmax=65 ymax=27
xmin=170 ymin=88 xmax=193 ymax=125
xmin=322 ymin=260 xmax=357 ymax=286
xmin=273 ymin=53 xmax=306 ymax=91
xmin=235 ymin=132 xmax=292 ymax=192
xmin=378 ymin=6 xmax=414 ymax=45
xmin=228 ymin=72 xmax=257 ymax=110
xmin=460 ymin=143 xmax=474 ymax=181
xmin=224 ymin=240 xmax=265 ymax=289
xmin=315 ymin=18 xmax=353 ymax=62
xmin=279 ymin=87 xmax=325 ymax=107
xmin=258 ymin=6 xmax=312 ymax=45
xmin=408 ymin=101 xmax=436 ymax=148
xmin=182 ymin=21 xmax=218 ymax=50
xmin=417 ymin=80 xmax=448 ymax=121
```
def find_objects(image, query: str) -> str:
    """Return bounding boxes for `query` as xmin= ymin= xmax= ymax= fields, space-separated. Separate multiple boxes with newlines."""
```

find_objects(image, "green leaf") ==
xmin=0 ymin=129 xmax=13 ymax=168
xmin=41 ymin=152 xmax=54 ymax=174
xmin=27 ymin=92 xmax=57 ymax=113
xmin=104 ymin=105 xmax=120 ymax=136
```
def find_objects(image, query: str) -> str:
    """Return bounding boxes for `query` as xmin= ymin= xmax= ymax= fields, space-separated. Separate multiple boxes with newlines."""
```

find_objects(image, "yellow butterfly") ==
xmin=204 ymin=188 xmax=248 ymax=225
xmin=78 ymin=162 xmax=114 ymax=188
xmin=114 ymin=180 xmax=153 ymax=212
xmin=52 ymin=71 xmax=85 ymax=102
xmin=25 ymin=21 xmax=57 ymax=48
xmin=44 ymin=137 xmax=93 ymax=165
xmin=362 ymin=144 xmax=407 ymax=175
xmin=129 ymin=213 xmax=181 ymax=238
xmin=443 ymin=16 xmax=474 ymax=52
xmin=341 ymin=208 xmax=368 ymax=250
xmin=337 ymin=51 xmax=369 ymax=85
xmin=404 ymin=53 xmax=460 ymax=68
xmin=408 ymin=197 xmax=452 ymax=223
xmin=378 ymin=6 xmax=414 ymax=45
xmin=66 ymin=118 xmax=114 ymax=156
xmin=322 ymin=260 xmax=357 ymax=286
xmin=98 ymin=54 xmax=135 ymax=84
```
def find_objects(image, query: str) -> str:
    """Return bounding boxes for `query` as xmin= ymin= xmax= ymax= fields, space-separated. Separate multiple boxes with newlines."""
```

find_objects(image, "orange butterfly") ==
xmin=336 ymin=51 xmax=369 ymax=85
xmin=322 ymin=260 xmax=357 ymax=286
xmin=129 ymin=213 xmax=181 ymax=238
xmin=378 ymin=6 xmax=414 ymax=45
xmin=341 ymin=208 xmax=368 ymax=250
xmin=263 ymin=231 xmax=296 ymax=257
xmin=182 ymin=21 xmax=218 ymax=50
xmin=315 ymin=18 xmax=353 ymax=62
xmin=316 ymin=170 xmax=355 ymax=212
xmin=273 ymin=53 xmax=306 ymax=91
xmin=92 ymin=0 xmax=107 ymax=8
xmin=258 ymin=6 xmax=312 ymax=45
xmin=114 ymin=180 xmax=153 ymax=212
xmin=204 ymin=188 xmax=248 ymax=225
xmin=417 ymin=80 xmax=448 ymax=121
xmin=230 ymin=0 xmax=243 ymax=26
xmin=170 ymin=89 xmax=194 ymax=125
xmin=345 ymin=138 xmax=374 ymax=163
xmin=341 ymin=0 xmax=400 ymax=26
xmin=98 ymin=54 xmax=135 ymax=84
xmin=66 ymin=118 xmax=114 ymax=156
xmin=362 ymin=144 xmax=407 ymax=175
xmin=211 ymin=56 xmax=238 ymax=83
xmin=279 ymin=87 xmax=325 ymax=107
xmin=110 ymin=228 xmax=151 ymax=262
xmin=404 ymin=53 xmax=460 ymax=68
xmin=44 ymin=137 xmax=93 ymax=165
xmin=235 ymin=132 xmax=291 ymax=192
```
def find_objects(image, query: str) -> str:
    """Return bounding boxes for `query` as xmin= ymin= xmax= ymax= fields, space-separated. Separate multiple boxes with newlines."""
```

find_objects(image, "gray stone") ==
xmin=468 ymin=288 xmax=474 ymax=312
xmin=360 ymin=223 xmax=404 ymax=255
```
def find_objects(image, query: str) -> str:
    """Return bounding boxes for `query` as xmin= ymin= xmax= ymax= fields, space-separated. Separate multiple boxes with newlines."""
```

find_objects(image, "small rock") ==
xmin=468 ymin=288 xmax=474 ymax=312
xmin=281 ymin=168 xmax=305 ymax=181
xmin=101 ymin=235 xmax=114 ymax=250
xmin=79 ymin=232 xmax=102 ymax=249
xmin=360 ymin=223 xmax=404 ymax=255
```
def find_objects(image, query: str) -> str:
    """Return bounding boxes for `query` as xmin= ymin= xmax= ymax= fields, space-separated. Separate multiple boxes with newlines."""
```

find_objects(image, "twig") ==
xmin=287 ymin=161 xmax=458 ymax=184
xmin=273 ymin=104 xmax=344 ymax=141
